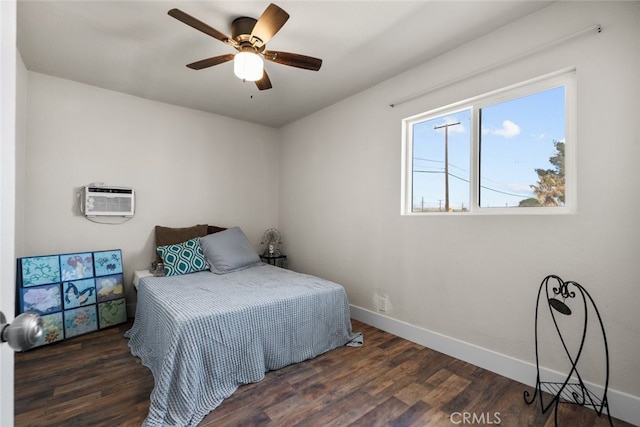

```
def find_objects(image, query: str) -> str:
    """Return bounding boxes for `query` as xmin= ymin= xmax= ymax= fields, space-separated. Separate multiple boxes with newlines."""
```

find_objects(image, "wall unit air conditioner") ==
xmin=83 ymin=186 xmax=135 ymax=217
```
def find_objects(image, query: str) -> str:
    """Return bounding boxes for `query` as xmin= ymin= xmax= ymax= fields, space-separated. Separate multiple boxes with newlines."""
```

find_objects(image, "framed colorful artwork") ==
xmin=60 ymin=252 xmax=94 ymax=281
xmin=34 ymin=312 xmax=64 ymax=348
xmin=96 ymin=274 xmax=124 ymax=303
xmin=16 ymin=249 xmax=126 ymax=350
xmin=20 ymin=283 xmax=62 ymax=314
xmin=94 ymin=250 xmax=123 ymax=276
xmin=98 ymin=298 xmax=127 ymax=329
xmin=64 ymin=306 xmax=98 ymax=338
xmin=62 ymin=278 xmax=96 ymax=309
xmin=19 ymin=255 xmax=60 ymax=287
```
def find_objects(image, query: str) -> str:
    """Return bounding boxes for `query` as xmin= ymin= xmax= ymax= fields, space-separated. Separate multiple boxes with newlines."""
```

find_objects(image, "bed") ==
xmin=125 ymin=225 xmax=362 ymax=427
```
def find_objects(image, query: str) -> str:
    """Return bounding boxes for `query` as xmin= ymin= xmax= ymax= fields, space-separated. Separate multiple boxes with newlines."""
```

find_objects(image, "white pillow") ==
xmin=199 ymin=227 xmax=261 ymax=274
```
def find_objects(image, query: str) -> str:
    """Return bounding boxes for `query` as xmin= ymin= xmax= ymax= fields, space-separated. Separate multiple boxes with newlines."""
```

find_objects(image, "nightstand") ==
xmin=260 ymin=254 xmax=287 ymax=268
xmin=132 ymin=269 xmax=153 ymax=291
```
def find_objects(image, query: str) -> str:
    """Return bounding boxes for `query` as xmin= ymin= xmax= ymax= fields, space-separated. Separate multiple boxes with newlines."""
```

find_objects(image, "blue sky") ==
xmin=412 ymin=86 xmax=565 ymax=210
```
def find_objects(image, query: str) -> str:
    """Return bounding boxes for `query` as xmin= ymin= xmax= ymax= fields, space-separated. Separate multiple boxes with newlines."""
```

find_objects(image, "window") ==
xmin=402 ymin=70 xmax=574 ymax=214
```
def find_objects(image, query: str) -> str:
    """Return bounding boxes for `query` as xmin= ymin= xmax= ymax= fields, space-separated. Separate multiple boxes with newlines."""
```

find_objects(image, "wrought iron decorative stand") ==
xmin=523 ymin=275 xmax=613 ymax=426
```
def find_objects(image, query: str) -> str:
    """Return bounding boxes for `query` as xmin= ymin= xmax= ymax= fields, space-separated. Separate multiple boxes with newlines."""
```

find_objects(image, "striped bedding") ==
xmin=125 ymin=263 xmax=362 ymax=427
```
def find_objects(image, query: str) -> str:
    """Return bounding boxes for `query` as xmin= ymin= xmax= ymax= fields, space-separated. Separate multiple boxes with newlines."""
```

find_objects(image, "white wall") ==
xmin=0 ymin=1 xmax=17 ymax=425
xmin=279 ymin=0 xmax=640 ymax=411
xmin=14 ymin=0 xmax=640 ymax=424
xmin=20 ymin=72 xmax=279 ymax=313
xmin=15 ymin=50 xmax=26 ymax=258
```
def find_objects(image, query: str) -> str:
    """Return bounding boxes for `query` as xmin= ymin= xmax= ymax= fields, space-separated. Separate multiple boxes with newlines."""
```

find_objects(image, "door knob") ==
xmin=0 ymin=311 xmax=43 ymax=351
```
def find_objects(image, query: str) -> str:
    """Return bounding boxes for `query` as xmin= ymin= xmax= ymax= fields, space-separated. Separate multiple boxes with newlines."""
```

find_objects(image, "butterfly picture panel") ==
xmin=62 ymin=278 xmax=97 ymax=309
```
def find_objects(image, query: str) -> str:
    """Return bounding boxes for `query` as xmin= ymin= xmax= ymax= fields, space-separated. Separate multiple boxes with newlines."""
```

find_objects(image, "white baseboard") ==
xmin=350 ymin=305 xmax=640 ymax=426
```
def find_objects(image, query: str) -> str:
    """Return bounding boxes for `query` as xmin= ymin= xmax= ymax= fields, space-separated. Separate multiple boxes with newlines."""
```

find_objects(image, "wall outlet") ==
xmin=377 ymin=296 xmax=388 ymax=313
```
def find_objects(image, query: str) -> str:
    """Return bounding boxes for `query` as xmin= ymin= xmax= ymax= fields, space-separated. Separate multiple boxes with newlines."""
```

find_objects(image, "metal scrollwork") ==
xmin=524 ymin=274 xmax=613 ymax=426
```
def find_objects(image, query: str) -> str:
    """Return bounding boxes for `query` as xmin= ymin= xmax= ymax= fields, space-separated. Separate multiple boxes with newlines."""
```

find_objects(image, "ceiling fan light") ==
xmin=234 ymin=52 xmax=264 ymax=81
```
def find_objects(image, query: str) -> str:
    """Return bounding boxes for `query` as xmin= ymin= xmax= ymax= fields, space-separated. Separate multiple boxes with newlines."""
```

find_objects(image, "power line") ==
xmin=414 ymin=156 xmax=528 ymax=191
xmin=480 ymin=183 xmax=531 ymax=199
xmin=413 ymin=156 xmax=468 ymax=172
xmin=414 ymin=169 xmax=532 ymax=199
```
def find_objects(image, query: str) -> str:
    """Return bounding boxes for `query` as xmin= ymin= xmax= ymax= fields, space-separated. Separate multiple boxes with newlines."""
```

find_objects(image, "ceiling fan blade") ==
xmin=250 ymin=4 xmax=289 ymax=47
xmin=263 ymin=51 xmax=322 ymax=71
xmin=255 ymin=71 xmax=272 ymax=91
xmin=186 ymin=54 xmax=235 ymax=70
xmin=168 ymin=8 xmax=230 ymax=44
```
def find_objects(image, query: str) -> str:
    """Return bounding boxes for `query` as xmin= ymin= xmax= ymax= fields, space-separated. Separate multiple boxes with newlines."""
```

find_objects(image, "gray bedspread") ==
xmin=125 ymin=264 xmax=362 ymax=426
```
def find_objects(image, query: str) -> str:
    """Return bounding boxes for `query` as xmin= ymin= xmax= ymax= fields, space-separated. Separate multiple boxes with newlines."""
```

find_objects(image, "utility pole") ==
xmin=434 ymin=122 xmax=460 ymax=212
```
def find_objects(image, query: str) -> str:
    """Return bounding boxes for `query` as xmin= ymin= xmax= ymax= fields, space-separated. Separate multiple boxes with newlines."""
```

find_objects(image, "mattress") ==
xmin=125 ymin=263 xmax=361 ymax=426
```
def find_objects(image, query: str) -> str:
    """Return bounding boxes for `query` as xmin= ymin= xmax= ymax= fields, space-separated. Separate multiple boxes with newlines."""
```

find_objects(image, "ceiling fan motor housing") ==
xmin=232 ymin=16 xmax=261 ymax=48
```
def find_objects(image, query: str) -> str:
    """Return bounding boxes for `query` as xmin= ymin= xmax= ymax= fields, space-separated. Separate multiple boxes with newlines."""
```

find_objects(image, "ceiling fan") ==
xmin=168 ymin=3 xmax=323 ymax=91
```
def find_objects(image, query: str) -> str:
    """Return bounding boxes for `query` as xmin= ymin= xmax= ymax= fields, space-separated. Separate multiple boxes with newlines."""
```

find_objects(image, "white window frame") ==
xmin=401 ymin=68 xmax=576 ymax=215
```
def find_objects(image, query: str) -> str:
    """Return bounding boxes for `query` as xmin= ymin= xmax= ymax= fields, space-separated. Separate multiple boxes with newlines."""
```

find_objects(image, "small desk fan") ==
xmin=260 ymin=228 xmax=282 ymax=256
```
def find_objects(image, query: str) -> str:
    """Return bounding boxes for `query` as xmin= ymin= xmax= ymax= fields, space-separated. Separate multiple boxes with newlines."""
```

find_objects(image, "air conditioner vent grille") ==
xmin=83 ymin=186 xmax=135 ymax=217
xmin=88 ymin=196 xmax=132 ymax=213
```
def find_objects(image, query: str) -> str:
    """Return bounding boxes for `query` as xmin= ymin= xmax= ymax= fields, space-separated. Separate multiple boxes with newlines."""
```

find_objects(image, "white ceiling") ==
xmin=17 ymin=1 xmax=553 ymax=128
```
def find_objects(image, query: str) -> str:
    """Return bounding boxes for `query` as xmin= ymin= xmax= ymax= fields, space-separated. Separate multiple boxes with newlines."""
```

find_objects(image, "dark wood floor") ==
xmin=15 ymin=319 xmax=630 ymax=427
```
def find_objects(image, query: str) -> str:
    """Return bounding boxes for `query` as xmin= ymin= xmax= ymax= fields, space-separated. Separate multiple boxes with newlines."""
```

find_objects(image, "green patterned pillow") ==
xmin=157 ymin=237 xmax=208 ymax=276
